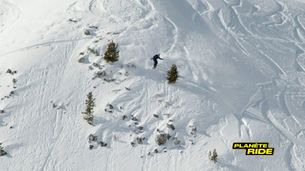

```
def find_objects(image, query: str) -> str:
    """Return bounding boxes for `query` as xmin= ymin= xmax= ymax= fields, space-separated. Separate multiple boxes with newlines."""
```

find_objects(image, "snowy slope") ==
xmin=0 ymin=0 xmax=305 ymax=170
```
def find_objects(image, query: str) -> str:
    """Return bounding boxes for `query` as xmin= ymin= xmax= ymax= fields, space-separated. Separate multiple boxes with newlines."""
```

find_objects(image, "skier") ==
xmin=151 ymin=54 xmax=163 ymax=69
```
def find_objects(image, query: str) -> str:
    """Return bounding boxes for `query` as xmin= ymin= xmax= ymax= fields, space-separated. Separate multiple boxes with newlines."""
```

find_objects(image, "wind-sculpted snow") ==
xmin=0 ymin=0 xmax=305 ymax=171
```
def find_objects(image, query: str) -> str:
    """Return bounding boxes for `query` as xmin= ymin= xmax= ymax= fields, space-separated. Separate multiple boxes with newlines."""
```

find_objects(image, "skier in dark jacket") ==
xmin=151 ymin=54 xmax=163 ymax=69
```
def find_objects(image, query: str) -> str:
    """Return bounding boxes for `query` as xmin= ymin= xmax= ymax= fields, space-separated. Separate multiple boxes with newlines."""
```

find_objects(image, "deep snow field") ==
xmin=0 ymin=0 xmax=305 ymax=170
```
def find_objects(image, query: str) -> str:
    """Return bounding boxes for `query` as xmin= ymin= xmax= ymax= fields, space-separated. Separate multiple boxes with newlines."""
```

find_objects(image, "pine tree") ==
xmin=208 ymin=149 xmax=218 ymax=163
xmin=104 ymin=41 xmax=119 ymax=63
xmin=82 ymin=92 xmax=95 ymax=125
xmin=167 ymin=64 xmax=179 ymax=84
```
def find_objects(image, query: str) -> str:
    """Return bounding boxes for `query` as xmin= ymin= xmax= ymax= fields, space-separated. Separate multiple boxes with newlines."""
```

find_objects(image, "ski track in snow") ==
xmin=0 ymin=37 xmax=92 ymax=58
xmin=163 ymin=16 xmax=179 ymax=55
xmin=40 ymin=43 xmax=75 ymax=171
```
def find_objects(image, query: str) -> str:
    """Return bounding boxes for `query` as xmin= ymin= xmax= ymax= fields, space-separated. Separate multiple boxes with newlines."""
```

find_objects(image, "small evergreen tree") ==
xmin=167 ymin=64 xmax=179 ymax=84
xmin=104 ymin=41 xmax=119 ymax=63
xmin=82 ymin=92 xmax=95 ymax=125
xmin=209 ymin=149 xmax=218 ymax=163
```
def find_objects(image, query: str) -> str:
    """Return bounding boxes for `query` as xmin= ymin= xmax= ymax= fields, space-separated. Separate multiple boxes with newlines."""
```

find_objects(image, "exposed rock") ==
xmin=190 ymin=127 xmax=197 ymax=135
xmin=6 ymin=69 xmax=12 ymax=74
xmin=131 ymin=115 xmax=138 ymax=121
xmin=93 ymin=71 xmax=107 ymax=79
xmin=84 ymin=29 xmax=91 ymax=35
xmin=6 ymin=69 xmax=17 ymax=75
xmin=0 ymin=150 xmax=7 ymax=156
xmin=103 ymin=78 xmax=116 ymax=82
xmin=130 ymin=142 xmax=136 ymax=147
xmin=173 ymin=137 xmax=181 ymax=145
xmin=68 ymin=18 xmax=79 ymax=23
xmin=137 ymin=126 xmax=144 ymax=130
xmin=167 ymin=123 xmax=175 ymax=130
xmin=92 ymin=63 xmax=101 ymax=68
xmin=99 ymin=141 xmax=107 ymax=147
xmin=88 ymin=134 xmax=97 ymax=143
xmin=87 ymin=47 xmax=99 ymax=56
xmin=154 ymin=148 xmax=159 ymax=153
xmin=122 ymin=115 xmax=127 ymax=120
xmin=105 ymin=104 xmax=114 ymax=113
xmin=89 ymin=145 xmax=94 ymax=150
xmin=153 ymin=114 xmax=159 ymax=118
xmin=9 ymin=91 xmax=15 ymax=96
xmin=89 ymin=25 xmax=98 ymax=29
xmin=108 ymin=104 xmax=114 ymax=109
xmin=0 ymin=143 xmax=7 ymax=156
xmin=136 ymin=137 xmax=145 ymax=144
xmin=78 ymin=56 xmax=88 ymax=64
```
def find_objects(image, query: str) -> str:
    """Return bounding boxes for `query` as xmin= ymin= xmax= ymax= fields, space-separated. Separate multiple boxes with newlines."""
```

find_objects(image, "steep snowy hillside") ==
xmin=0 ymin=0 xmax=305 ymax=170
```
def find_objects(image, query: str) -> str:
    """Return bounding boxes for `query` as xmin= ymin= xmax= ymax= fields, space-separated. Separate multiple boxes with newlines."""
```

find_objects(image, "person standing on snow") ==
xmin=151 ymin=54 xmax=163 ymax=69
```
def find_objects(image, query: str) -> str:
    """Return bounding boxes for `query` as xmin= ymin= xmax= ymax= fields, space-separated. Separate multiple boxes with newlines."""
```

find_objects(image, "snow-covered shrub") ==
xmin=155 ymin=133 xmax=170 ymax=146
xmin=208 ymin=149 xmax=218 ymax=163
